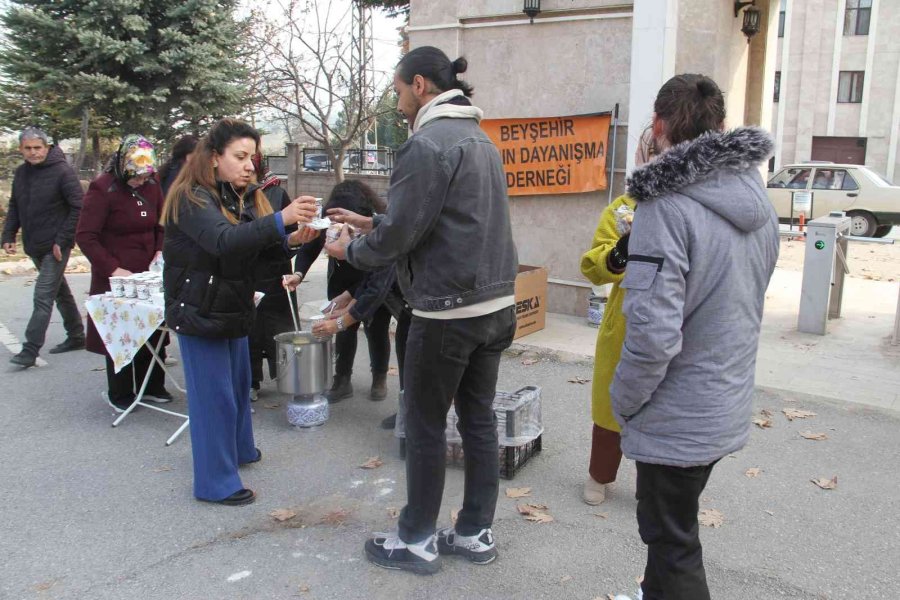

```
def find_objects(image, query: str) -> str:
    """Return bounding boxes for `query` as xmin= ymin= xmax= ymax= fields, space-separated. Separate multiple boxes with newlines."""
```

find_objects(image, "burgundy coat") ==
xmin=76 ymin=172 xmax=165 ymax=355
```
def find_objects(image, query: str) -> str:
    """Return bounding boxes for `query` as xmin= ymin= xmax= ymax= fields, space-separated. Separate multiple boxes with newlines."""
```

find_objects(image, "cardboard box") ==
xmin=514 ymin=265 xmax=548 ymax=339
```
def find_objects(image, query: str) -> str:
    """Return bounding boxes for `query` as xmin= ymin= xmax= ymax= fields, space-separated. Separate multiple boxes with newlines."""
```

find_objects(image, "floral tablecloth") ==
xmin=84 ymin=294 xmax=165 ymax=373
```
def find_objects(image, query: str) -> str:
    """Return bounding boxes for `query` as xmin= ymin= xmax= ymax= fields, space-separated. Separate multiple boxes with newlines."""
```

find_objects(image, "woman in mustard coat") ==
xmin=580 ymin=194 xmax=635 ymax=504
xmin=579 ymin=131 xmax=656 ymax=504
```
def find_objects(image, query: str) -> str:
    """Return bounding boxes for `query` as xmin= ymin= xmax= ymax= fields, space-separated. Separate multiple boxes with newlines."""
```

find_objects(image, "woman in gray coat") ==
xmin=610 ymin=74 xmax=779 ymax=600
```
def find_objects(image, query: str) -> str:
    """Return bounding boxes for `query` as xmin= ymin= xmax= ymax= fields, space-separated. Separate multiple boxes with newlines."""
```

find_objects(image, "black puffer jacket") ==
xmin=247 ymin=185 xmax=295 ymax=296
xmin=163 ymin=183 xmax=284 ymax=338
xmin=1 ymin=145 xmax=83 ymax=257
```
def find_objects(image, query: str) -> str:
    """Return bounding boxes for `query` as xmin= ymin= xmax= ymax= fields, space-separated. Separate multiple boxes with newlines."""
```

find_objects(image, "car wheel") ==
xmin=873 ymin=225 xmax=893 ymax=238
xmin=847 ymin=211 xmax=878 ymax=237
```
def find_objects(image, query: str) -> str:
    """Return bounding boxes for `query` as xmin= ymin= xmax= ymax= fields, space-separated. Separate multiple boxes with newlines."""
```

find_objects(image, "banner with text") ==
xmin=481 ymin=114 xmax=610 ymax=196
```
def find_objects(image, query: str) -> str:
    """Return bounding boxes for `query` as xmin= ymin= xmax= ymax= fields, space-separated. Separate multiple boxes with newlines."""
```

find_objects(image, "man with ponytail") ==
xmin=326 ymin=46 xmax=518 ymax=574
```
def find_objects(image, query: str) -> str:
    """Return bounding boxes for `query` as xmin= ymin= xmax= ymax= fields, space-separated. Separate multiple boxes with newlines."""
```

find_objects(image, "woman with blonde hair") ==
xmin=161 ymin=118 xmax=318 ymax=506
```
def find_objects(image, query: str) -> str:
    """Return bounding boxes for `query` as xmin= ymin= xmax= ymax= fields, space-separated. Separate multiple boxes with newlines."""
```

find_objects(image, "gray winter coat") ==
xmin=610 ymin=127 xmax=779 ymax=468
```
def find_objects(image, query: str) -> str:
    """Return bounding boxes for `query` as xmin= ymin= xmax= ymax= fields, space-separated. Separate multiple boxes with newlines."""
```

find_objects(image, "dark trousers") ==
xmin=104 ymin=330 xmax=166 ymax=403
xmin=398 ymin=307 xmax=517 ymax=542
xmin=636 ymin=460 xmax=718 ymax=600
xmin=334 ymin=305 xmax=392 ymax=377
xmin=589 ymin=424 xmax=623 ymax=484
xmin=178 ymin=334 xmax=256 ymax=501
xmin=23 ymin=249 xmax=84 ymax=356
xmin=249 ymin=293 xmax=294 ymax=387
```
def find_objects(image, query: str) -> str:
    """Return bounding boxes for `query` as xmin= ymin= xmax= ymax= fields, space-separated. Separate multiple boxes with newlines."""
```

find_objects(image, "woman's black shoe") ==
xmin=240 ymin=448 xmax=262 ymax=465
xmin=201 ymin=488 xmax=256 ymax=506
xmin=380 ymin=413 xmax=397 ymax=430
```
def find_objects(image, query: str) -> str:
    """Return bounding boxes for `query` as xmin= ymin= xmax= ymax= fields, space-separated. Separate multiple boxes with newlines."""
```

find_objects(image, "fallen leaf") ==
xmin=320 ymin=509 xmax=351 ymax=525
xmin=505 ymin=486 xmax=532 ymax=498
xmin=559 ymin=575 xmax=573 ymax=583
xmin=386 ymin=507 xmax=400 ymax=519
xmin=752 ymin=417 xmax=773 ymax=429
xmin=521 ymin=358 xmax=539 ymax=366
xmin=525 ymin=512 xmax=554 ymax=523
xmin=298 ymin=584 xmax=310 ymax=593
xmin=745 ymin=468 xmax=762 ymax=478
xmin=593 ymin=511 xmax=609 ymax=519
xmin=761 ymin=408 xmax=774 ymax=417
xmin=263 ymin=403 xmax=280 ymax=409
xmin=33 ymin=581 xmax=57 ymax=591
xmin=698 ymin=508 xmax=724 ymax=528
xmin=450 ymin=508 xmax=459 ymax=525
xmin=152 ymin=465 xmax=173 ymax=473
xmin=517 ymin=502 xmax=554 ymax=523
xmin=799 ymin=431 xmax=828 ymax=441
xmin=359 ymin=456 xmax=383 ymax=469
xmin=764 ymin=510 xmax=775 ymax=516
xmin=387 ymin=367 xmax=399 ymax=376
xmin=811 ymin=476 xmax=838 ymax=490
xmin=270 ymin=508 xmax=297 ymax=522
xmin=783 ymin=408 xmax=817 ymax=421
xmin=568 ymin=377 xmax=590 ymax=385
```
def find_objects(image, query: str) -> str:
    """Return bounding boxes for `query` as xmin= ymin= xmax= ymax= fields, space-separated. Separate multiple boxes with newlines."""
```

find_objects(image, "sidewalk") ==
xmin=514 ymin=267 xmax=900 ymax=412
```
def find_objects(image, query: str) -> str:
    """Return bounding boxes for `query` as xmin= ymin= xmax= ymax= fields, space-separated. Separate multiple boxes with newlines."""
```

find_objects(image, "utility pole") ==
xmin=352 ymin=0 xmax=375 ymax=166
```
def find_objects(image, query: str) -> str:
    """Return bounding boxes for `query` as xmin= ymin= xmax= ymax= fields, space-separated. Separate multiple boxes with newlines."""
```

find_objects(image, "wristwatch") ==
xmin=336 ymin=316 xmax=346 ymax=332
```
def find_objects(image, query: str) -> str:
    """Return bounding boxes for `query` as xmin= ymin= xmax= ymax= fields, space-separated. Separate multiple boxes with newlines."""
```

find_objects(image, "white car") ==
xmin=767 ymin=163 xmax=898 ymax=237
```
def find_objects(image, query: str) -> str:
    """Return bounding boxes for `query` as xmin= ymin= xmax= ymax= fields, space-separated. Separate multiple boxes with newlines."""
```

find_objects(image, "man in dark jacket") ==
xmin=2 ymin=127 xmax=85 ymax=367
xmin=326 ymin=47 xmax=518 ymax=575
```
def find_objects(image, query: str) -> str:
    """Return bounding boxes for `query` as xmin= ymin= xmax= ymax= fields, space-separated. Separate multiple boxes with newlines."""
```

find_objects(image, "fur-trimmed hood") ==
xmin=627 ymin=127 xmax=775 ymax=233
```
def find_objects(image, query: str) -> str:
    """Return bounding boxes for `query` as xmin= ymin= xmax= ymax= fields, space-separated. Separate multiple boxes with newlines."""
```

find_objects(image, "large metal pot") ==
xmin=274 ymin=331 xmax=333 ymax=396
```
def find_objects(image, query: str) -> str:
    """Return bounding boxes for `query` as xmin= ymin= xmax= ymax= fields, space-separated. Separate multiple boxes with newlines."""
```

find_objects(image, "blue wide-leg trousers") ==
xmin=178 ymin=334 xmax=257 ymax=501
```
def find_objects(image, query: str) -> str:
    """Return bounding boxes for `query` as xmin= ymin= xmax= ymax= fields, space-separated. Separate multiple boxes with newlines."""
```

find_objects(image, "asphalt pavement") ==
xmin=0 ymin=267 xmax=898 ymax=600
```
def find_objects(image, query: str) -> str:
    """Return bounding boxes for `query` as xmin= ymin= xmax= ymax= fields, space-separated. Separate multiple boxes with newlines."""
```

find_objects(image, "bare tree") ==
xmin=249 ymin=0 xmax=389 ymax=182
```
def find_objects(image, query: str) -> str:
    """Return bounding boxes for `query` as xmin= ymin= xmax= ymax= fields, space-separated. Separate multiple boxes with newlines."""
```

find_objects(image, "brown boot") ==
xmin=325 ymin=374 xmax=353 ymax=403
xmin=370 ymin=372 xmax=388 ymax=402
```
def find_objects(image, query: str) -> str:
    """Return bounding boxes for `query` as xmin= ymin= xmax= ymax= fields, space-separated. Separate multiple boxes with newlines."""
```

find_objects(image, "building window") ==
xmin=844 ymin=0 xmax=872 ymax=36
xmin=774 ymin=71 xmax=781 ymax=103
xmin=778 ymin=0 xmax=787 ymax=37
xmin=837 ymin=71 xmax=864 ymax=103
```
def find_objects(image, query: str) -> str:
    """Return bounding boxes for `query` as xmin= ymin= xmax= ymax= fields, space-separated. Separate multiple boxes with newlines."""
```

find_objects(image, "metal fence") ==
xmin=267 ymin=147 xmax=395 ymax=179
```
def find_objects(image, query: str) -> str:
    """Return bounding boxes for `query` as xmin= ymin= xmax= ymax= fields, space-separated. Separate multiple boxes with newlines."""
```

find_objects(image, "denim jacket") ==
xmin=346 ymin=114 xmax=518 ymax=312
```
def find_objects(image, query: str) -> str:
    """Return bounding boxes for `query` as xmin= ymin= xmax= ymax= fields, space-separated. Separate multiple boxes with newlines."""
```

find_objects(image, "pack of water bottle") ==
xmin=445 ymin=385 xmax=543 ymax=447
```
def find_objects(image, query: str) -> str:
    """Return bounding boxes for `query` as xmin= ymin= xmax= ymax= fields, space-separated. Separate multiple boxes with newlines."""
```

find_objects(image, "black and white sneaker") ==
xmin=436 ymin=527 xmax=498 ymax=565
xmin=144 ymin=389 xmax=174 ymax=404
xmin=101 ymin=391 xmax=133 ymax=413
xmin=364 ymin=532 xmax=441 ymax=575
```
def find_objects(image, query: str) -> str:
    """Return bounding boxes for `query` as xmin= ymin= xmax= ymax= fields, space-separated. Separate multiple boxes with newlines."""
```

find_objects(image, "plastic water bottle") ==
xmin=149 ymin=254 xmax=164 ymax=273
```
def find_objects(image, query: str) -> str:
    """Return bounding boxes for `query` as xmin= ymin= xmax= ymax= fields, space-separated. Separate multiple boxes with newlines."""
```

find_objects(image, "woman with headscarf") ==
xmin=76 ymin=135 xmax=172 ymax=412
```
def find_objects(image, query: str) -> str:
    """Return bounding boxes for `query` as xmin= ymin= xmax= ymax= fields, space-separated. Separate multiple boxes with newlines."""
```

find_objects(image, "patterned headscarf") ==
xmin=116 ymin=135 xmax=157 ymax=181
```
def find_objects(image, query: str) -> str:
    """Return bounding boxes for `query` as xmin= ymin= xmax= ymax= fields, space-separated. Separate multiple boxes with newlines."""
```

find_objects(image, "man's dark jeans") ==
xmin=398 ymin=306 xmax=517 ymax=543
xmin=23 ymin=249 xmax=84 ymax=356
xmin=636 ymin=460 xmax=719 ymax=600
